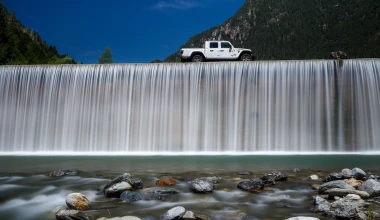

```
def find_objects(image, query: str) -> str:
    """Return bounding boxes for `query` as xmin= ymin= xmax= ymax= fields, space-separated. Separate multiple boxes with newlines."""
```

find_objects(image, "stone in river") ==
xmin=104 ymin=181 xmax=132 ymax=198
xmin=190 ymin=179 xmax=214 ymax=193
xmin=237 ymin=178 xmax=264 ymax=191
xmin=49 ymin=169 xmax=77 ymax=177
xmin=318 ymin=180 xmax=354 ymax=193
xmin=358 ymin=179 xmax=380 ymax=197
xmin=120 ymin=191 xmax=142 ymax=202
xmin=162 ymin=206 xmax=186 ymax=220
xmin=56 ymin=209 xmax=94 ymax=220
xmin=65 ymin=193 xmax=91 ymax=211
xmin=156 ymin=178 xmax=176 ymax=186
xmin=351 ymin=167 xmax=366 ymax=180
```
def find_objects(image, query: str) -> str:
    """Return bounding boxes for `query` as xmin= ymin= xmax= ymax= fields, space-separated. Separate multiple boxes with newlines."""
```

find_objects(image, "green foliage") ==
xmin=165 ymin=0 xmax=380 ymax=62
xmin=0 ymin=2 xmax=76 ymax=65
xmin=98 ymin=47 xmax=113 ymax=64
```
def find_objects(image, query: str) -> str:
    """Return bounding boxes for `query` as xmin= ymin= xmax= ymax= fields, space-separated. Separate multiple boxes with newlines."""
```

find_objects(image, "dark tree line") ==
xmin=0 ymin=1 xmax=76 ymax=65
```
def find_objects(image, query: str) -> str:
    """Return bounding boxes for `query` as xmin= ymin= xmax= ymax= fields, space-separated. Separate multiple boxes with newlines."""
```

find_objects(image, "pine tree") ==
xmin=99 ymin=47 xmax=113 ymax=64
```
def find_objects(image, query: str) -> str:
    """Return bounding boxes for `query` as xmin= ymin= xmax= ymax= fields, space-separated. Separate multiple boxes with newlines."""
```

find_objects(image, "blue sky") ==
xmin=2 ymin=0 xmax=245 ymax=63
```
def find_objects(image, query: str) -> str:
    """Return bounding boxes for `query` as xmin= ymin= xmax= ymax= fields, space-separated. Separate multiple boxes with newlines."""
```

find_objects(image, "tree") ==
xmin=99 ymin=47 xmax=113 ymax=64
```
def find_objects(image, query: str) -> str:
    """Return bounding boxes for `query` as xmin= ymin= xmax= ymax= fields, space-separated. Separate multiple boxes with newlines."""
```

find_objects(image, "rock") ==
xmin=368 ymin=196 xmax=380 ymax=204
xmin=56 ymin=209 xmax=94 ymax=220
xmin=65 ymin=193 xmax=91 ymax=211
xmin=308 ymin=175 xmax=320 ymax=180
xmin=182 ymin=211 xmax=196 ymax=220
xmin=325 ymin=188 xmax=370 ymax=199
xmin=156 ymin=178 xmax=176 ymax=186
xmin=195 ymin=214 xmax=211 ymax=220
xmin=97 ymin=217 xmax=141 ymax=220
xmin=49 ymin=169 xmax=77 ymax=177
xmin=368 ymin=175 xmax=379 ymax=180
xmin=345 ymin=178 xmax=361 ymax=188
xmin=311 ymin=184 xmax=320 ymax=190
xmin=329 ymin=51 xmax=348 ymax=59
xmin=358 ymin=179 xmax=380 ymax=197
xmin=352 ymin=168 xmax=366 ymax=180
xmin=120 ymin=191 xmax=142 ymax=202
xmin=105 ymin=181 xmax=132 ymax=197
xmin=311 ymin=196 xmax=331 ymax=212
xmin=162 ymin=206 xmax=186 ymax=220
xmin=249 ymin=189 xmax=274 ymax=193
xmin=237 ymin=178 xmax=264 ymax=191
xmin=324 ymin=172 xmax=343 ymax=182
xmin=327 ymin=194 xmax=367 ymax=218
xmin=237 ymin=172 xmax=251 ymax=175
xmin=293 ymin=168 xmax=300 ymax=173
xmin=341 ymin=168 xmax=353 ymax=179
xmin=103 ymin=173 xmax=143 ymax=195
xmin=239 ymin=214 xmax=259 ymax=220
xmin=190 ymin=179 xmax=214 ymax=193
xmin=356 ymin=211 xmax=380 ymax=220
xmin=286 ymin=217 xmax=320 ymax=220
xmin=53 ymin=206 xmax=67 ymax=214
xmin=260 ymin=171 xmax=288 ymax=185
xmin=146 ymin=188 xmax=180 ymax=200
xmin=318 ymin=180 xmax=355 ymax=193
xmin=197 ymin=176 xmax=222 ymax=184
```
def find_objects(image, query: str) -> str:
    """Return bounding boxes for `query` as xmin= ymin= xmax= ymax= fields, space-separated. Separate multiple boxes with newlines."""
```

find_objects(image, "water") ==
xmin=0 ymin=155 xmax=379 ymax=220
xmin=0 ymin=59 xmax=379 ymax=153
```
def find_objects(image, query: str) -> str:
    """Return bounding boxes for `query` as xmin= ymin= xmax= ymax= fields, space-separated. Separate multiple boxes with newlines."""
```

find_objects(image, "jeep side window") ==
xmin=210 ymin=42 xmax=218 ymax=48
xmin=221 ymin=42 xmax=231 ymax=48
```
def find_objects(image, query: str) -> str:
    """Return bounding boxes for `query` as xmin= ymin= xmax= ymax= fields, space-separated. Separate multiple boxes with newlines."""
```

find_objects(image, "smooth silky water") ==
xmin=0 ymin=59 xmax=380 ymax=219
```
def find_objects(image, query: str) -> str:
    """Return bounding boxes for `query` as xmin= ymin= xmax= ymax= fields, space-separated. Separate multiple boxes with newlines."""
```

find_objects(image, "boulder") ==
xmin=190 ymin=179 xmax=214 ymax=193
xmin=120 ymin=191 xmax=142 ymax=202
xmin=162 ymin=206 xmax=186 ymax=220
xmin=324 ymin=173 xmax=343 ymax=182
xmin=182 ymin=211 xmax=196 ymax=220
xmin=156 ymin=178 xmax=176 ymax=186
xmin=311 ymin=196 xmax=331 ymax=212
xmin=293 ymin=168 xmax=301 ymax=173
xmin=318 ymin=180 xmax=355 ymax=193
xmin=65 ymin=193 xmax=91 ymax=211
xmin=237 ymin=178 xmax=264 ymax=191
xmin=196 ymin=176 xmax=222 ymax=184
xmin=308 ymin=175 xmax=320 ymax=180
xmin=104 ymin=181 xmax=132 ymax=197
xmin=103 ymin=173 xmax=143 ymax=194
xmin=195 ymin=214 xmax=211 ymax=220
xmin=260 ymin=171 xmax=288 ymax=185
xmin=237 ymin=172 xmax=251 ymax=176
xmin=351 ymin=168 xmax=366 ymax=180
xmin=326 ymin=194 xmax=367 ymax=218
xmin=345 ymin=178 xmax=361 ymax=188
xmin=146 ymin=188 xmax=180 ymax=200
xmin=49 ymin=169 xmax=77 ymax=177
xmin=325 ymin=188 xmax=370 ymax=199
xmin=358 ymin=179 xmax=380 ymax=197
xmin=56 ymin=209 xmax=94 ymax=220
xmin=341 ymin=168 xmax=353 ymax=179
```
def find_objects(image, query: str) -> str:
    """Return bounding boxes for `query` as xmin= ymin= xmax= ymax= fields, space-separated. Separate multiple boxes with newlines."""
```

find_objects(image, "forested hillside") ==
xmin=0 ymin=2 xmax=76 ymax=65
xmin=166 ymin=0 xmax=380 ymax=61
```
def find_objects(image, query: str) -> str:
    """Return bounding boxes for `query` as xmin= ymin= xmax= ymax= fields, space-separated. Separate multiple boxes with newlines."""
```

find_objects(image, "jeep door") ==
xmin=204 ymin=42 xmax=219 ymax=59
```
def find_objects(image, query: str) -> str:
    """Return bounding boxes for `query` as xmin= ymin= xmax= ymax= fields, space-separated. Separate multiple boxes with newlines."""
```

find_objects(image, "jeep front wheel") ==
xmin=240 ymin=54 xmax=252 ymax=61
xmin=192 ymin=55 xmax=203 ymax=62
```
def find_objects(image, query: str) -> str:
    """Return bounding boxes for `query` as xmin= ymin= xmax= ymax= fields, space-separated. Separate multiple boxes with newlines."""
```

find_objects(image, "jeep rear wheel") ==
xmin=192 ymin=55 xmax=203 ymax=62
xmin=240 ymin=54 xmax=252 ymax=61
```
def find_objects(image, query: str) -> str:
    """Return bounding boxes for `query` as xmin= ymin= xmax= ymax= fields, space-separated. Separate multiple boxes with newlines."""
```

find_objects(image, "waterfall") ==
xmin=0 ymin=59 xmax=379 ymax=154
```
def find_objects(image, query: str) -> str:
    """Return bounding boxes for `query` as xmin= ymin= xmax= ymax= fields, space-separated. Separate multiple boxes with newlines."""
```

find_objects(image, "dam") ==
xmin=0 ymin=59 xmax=379 ymax=154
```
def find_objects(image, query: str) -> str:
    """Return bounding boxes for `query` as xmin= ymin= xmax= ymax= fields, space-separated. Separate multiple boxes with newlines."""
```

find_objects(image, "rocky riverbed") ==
xmin=1 ymin=155 xmax=380 ymax=219
xmin=2 ymin=166 xmax=380 ymax=219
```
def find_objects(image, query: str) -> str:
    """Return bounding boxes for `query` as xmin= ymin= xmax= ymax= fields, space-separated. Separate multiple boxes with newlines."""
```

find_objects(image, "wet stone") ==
xmin=65 ymin=193 xmax=91 ymax=211
xmin=237 ymin=172 xmax=251 ymax=176
xmin=104 ymin=181 xmax=132 ymax=198
xmin=352 ymin=168 xmax=366 ymax=180
xmin=260 ymin=171 xmax=288 ymax=185
xmin=318 ymin=180 xmax=355 ymax=193
xmin=156 ymin=178 xmax=176 ymax=186
xmin=162 ymin=206 xmax=186 ymax=220
xmin=182 ymin=211 xmax=196 ymax=220
xmin=311 ymin=196 xmax=331 ymax=213
xmin=324 ymin=172 xmax=343 ymax=182
xmin=341 ymin=168 xmax=353 ymax=179
xmin=120 ymin=191 xmax=142 ymax=202
xmin=56 ymin=209 xmax=94 ymax=220
xmin=358 ymin=179 xmax=380 ymax=197
xmin=146 ymin=188 xmax=180 ymax=200
xmin=237 ymin=178 xmax=264 ymax=191
xmin=49 ymin=169 xmax=77 ymax=177
xmin=190 ymin=179 xmax=214 ymax=193
xmin=97 ymin=217 xmax=141 ymax=220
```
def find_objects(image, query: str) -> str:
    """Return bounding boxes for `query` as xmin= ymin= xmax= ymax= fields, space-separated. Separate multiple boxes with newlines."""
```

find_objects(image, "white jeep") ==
xmin=179 ymin=41 xmax=254 ymax=62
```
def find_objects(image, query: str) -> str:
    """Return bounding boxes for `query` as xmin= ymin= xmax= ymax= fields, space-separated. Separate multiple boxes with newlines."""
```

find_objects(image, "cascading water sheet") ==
xmin=0 ymin=59 xmax=379 ymax=154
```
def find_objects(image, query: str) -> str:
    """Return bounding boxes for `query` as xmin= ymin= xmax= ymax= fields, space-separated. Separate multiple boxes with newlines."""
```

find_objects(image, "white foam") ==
xmin=1 ymin=151 xmax=380 ymax=156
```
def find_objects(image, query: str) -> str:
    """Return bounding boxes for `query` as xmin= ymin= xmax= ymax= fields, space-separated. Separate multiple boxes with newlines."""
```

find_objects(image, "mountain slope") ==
xmin=165 ymin=0 xmax=380 ymax=62
xmin=0 ymin=2 xmax=77 ymax=65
